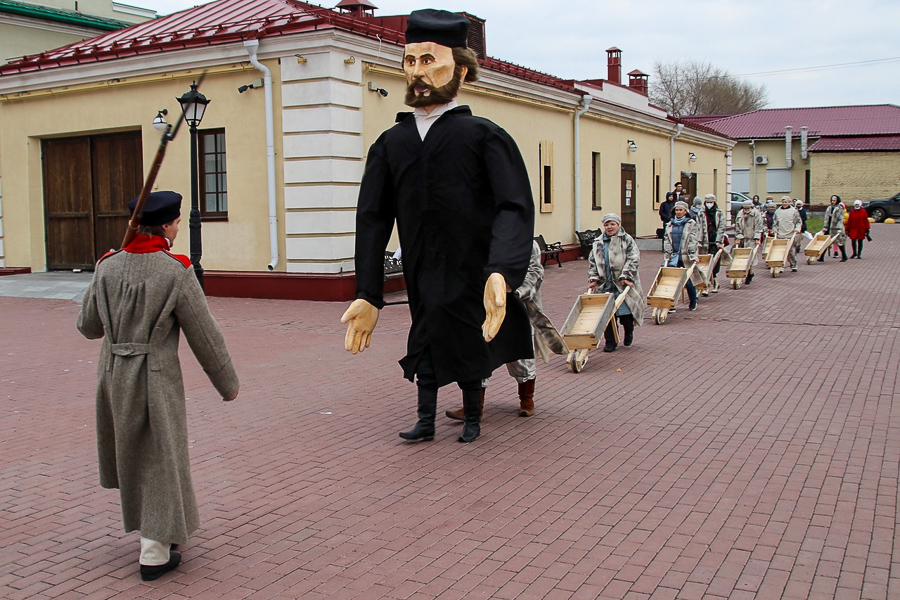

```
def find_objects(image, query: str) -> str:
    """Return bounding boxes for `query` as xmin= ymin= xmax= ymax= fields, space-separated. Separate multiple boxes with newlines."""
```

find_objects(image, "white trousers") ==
xmin=140 ymin=536 xmax=170 ymax=566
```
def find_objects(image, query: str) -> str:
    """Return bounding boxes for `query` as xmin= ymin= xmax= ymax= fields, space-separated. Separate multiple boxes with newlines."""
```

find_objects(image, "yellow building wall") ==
xmin=0 ymin=23 xmax=97 ymax=65
xmin=361 ymin=67 xmax=730 ymax=243
xmin=731 ymin=139 xmax=809 ymax=202
xmin=0 ymin=65 xmax=276 ymax=271
xmin=810 ymin=152 xmax=900 ymax=204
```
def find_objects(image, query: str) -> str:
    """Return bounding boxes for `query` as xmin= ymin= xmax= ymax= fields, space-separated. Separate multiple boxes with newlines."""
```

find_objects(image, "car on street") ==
xmin=863 ymin=192 xmax=900 ymax=222
xmin=728 ymin=191 xmax=753 ymax=216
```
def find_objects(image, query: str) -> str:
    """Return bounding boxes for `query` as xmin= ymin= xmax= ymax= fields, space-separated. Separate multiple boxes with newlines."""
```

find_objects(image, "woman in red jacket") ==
xmin=846 ymin=199 xmax=872 ymax=259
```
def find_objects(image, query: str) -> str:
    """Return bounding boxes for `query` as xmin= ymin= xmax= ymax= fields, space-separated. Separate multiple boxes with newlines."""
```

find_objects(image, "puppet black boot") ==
xmin=518 ymin=379 xmax=535 ymax=417
xmin=445 ymin=388 xmax=484 ymax=421
xmin=458 ymin=389 xmax=482 ymax=443
xmin=840 ymin=245 xmax=848 ymax=261
xmin=399 ymin=387 xmax=437 ymax=441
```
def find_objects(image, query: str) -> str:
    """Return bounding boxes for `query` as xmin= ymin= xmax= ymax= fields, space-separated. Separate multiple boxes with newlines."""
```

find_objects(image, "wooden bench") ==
xmin=535 ymin=235 xmax=563 ymax=267
xmin=575 ymin=229 xmax=601 ymax=258
xmin=383 ymin=251 xmax=403 ymax=279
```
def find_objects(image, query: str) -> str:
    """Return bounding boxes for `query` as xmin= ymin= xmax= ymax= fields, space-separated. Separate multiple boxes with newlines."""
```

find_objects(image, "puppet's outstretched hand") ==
xmin=482 ymin=272 xmax=510 ymax=342
xmin=341 ymin=299 xmax=380 ymax=354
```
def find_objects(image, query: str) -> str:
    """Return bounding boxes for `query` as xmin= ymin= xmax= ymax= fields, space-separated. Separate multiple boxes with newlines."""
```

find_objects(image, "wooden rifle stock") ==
xmin=120 ymin=72 xmax=204 ymax=249
xmin=121 ymin=124 xmax=178 ymax=248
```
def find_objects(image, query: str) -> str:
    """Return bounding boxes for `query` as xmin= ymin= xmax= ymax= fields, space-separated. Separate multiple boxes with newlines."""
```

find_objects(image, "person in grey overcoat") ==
xmin=821 ymin=194 xmax=848 ymax=261
xmin=663 ymin=202 xmax=702 ymax=311
xmin=734 ymin=199 xmax=765 ymax=284
xmin=773 ymin=195 xmax=802 ymax=271
xmin=445 ymin=241 xmax=566 ymax=421
xmin=77 ymin=192 xmax=239 ymax=581
xmin=589 ymin=213 xmax=644 ymax=351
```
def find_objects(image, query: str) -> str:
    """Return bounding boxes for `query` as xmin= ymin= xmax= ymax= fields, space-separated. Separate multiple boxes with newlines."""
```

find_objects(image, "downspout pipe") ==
xmin=573 ymin=94 xmax=593 ymax=233
xmin=785 ymin=125 xmax=793 ymax=169
xmin=669 ymin=123 xmax=684 ymax=189
xmin=800 ymin=126 xmax=808 ymax=160
xmin=244 ymin=39 xmax=279 ymax=271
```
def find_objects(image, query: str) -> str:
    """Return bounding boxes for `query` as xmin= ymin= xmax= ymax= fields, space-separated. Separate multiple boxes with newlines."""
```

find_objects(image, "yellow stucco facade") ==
xmin=0 ymin=27 xmax=733 ymax=283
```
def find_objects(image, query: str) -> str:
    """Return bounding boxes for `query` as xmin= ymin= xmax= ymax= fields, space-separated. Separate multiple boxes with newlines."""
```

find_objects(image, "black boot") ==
xmin=399 ymin=387 xmax=437 ymax=441
xmin=458 ymin=389 xmax=482 ymax=443
xmin=621 ymin=315 xmax=634 ymax=347
xmin=840 ymin=245 xmax=848 ymax=262
xmin=602 ymin=321 xmax=617 ymax=352
xmin=140 ymin=552 xmax=181 ymax=582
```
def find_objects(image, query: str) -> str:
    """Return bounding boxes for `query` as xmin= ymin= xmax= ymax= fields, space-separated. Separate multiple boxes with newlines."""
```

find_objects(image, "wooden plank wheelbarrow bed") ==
xmin=765 ymin=232 xmax=797 ymax=277
xmin=694 ymin=248 xmax=726 ymax=296
xmin=725 ymin=245 xmax=758 ymax=289
xmin=803 ymin=233 xmax=837 ymax=264
xmin=560 ymin=290 xmax=630 ymax=373
xmin=646 ymin=264 xmax=694 ymax=325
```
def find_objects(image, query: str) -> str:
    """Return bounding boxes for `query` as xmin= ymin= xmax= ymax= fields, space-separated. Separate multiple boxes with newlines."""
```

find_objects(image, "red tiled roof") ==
xmin=0 ymin=0 xmax=405 ymax=75
xmin=701 ymin=105 xmax=900 ymax=139
xmin=671 ymin=116 xmax=734 ymax=138
xmin=0 ymin=0 xmax=579 ymax=94
xmin=808 ymin=135 xmax=900 ymax=152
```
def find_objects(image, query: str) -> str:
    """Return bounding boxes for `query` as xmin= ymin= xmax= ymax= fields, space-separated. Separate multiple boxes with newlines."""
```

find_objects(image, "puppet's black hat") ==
xmin=405 ymin=9 xmax=469 ymax=48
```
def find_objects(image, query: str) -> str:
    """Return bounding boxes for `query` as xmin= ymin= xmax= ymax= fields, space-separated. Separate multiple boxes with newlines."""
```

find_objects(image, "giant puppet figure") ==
xmin=341 ymin=9 xmax=535 ymax=444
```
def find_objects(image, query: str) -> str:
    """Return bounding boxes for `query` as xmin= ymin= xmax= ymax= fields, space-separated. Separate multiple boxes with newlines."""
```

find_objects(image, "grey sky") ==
xmin=151 ymin=0 xmax=900 ymax=109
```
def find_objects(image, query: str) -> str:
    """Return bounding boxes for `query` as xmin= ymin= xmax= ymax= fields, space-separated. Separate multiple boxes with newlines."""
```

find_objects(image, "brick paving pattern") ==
xmin=1 ymin=225 xmax=899 ymax=599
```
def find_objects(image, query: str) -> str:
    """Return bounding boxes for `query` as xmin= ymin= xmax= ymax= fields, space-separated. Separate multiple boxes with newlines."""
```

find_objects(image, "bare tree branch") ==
xmin=649 ymin=59 xmax=768 ymax=116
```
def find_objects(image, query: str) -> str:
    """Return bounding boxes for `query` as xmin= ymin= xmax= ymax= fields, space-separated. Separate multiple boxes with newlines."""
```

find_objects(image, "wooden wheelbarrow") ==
xmin=561 ymin=288 xmax=632 ymax=373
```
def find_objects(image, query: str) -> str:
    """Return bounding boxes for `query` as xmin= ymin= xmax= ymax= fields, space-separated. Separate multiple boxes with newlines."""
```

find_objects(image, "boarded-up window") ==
xmin=766 ymin=168 xmax=792 ymax=194
xmin=592 ymin=152 xmax=601 ymax=210
xmin=732 ymin=168 xmax=750 ymax=194
xmin=539 ymin=140 xmax=553 ymax=213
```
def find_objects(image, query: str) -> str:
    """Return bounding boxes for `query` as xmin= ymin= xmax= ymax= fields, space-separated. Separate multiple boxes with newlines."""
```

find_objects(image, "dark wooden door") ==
xmin=91 ymin=133 xmax=142 ymax=256
xmin=42 ymin=131 xmax=142 ymax=269
xmin=620 ymin=164 xmax=636 ymax=236
xmin=42 ymin=137 xmax=94 ymax=270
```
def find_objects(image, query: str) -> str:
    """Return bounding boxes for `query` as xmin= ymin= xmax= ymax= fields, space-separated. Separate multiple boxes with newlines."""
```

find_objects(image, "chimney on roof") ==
xmin=606 ymin=47 xmax=622 ymax=85
xmin=628 ymin=69 xmax=648 ymax=96
xmin=335 ymin=0 xmax=377 ymax=18
xmin=464 ymin=13 xmax=486 ymax=60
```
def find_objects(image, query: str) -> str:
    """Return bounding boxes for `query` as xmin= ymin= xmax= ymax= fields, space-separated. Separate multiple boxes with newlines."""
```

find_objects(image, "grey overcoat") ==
xmin=735 ymin=208 xmax=764 ymax=242
xmin=588 ymin=230 xmax=645 ymax=325
xmin=77 ymin=236 xmax=239 ymax=545
xmin=663 ymin=218 xmax=705 ymax=287
xmin=823 ymin=204 xmax=847 ymax=245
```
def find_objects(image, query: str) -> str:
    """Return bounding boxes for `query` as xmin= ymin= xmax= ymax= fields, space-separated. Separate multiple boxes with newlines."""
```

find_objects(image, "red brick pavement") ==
xmin=2 ymin=225 xmax=899 ymax=599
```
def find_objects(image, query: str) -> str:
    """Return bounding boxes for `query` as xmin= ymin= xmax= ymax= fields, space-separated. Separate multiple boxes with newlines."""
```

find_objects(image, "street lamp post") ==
xmin=176 ymin=81 xmax=210 ymax=289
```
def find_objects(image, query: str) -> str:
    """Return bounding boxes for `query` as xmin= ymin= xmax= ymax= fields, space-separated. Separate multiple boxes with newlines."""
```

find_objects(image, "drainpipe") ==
xmin=749 ymin=139 xmax=757 ymax=196
xmin=800 ymin=126 xmax=808 ymax=160
xmin=573 ymin=93 xmax=593 ymax=233
xmin=244 ymin=39 xmax=279 ymax=271
xmin=785 ymin=125 xmax=793 ymax=169
xmin=669 ymin=123 xmax=683 ymax=188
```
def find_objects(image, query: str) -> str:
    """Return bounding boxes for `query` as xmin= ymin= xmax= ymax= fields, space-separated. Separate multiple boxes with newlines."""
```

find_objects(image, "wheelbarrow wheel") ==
xmin=731 ymin=278 xmax=741 ymax=289
xmin=807 ymin=256 xmax=815 ymax=265
xmin=653 ymin=307 xmax=668 ymax=325
xmin=770 ymin=267 xmax=779 ymax=278
xmin=566 ymin=349 xmax=589 ymax=373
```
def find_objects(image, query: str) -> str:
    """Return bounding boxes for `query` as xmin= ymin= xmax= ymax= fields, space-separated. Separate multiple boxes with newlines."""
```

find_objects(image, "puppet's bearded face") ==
xmin=403 ymin=42 xmax=467 ymax=108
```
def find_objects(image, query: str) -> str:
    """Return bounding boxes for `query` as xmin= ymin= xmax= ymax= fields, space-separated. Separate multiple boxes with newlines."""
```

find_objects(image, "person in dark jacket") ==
xmin=659 ymin=191 xmax=677 ymax=226
xmin=794 ymin=198 xmax=808 ymax=233
xmin=341 ymin=9 xmax=535 ymax=444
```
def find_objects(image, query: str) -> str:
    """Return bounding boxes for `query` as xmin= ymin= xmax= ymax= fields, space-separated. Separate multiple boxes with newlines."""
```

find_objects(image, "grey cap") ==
xmin=601 ymin=213 xmax=622 ymax=224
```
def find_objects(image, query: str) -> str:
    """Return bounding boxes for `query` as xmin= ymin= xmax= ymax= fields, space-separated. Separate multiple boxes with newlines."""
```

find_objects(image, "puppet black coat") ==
xmin=354 ymin=106 xmax=535 ymax=387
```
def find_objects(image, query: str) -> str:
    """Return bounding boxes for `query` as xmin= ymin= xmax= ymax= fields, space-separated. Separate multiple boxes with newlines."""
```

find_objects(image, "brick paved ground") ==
xmin=2 ymin=225 xmax=899 ymax=599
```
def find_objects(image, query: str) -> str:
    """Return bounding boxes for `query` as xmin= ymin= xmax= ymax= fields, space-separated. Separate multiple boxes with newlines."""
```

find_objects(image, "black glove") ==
xmin=866 ymin=232 xmax=872 ymax=242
